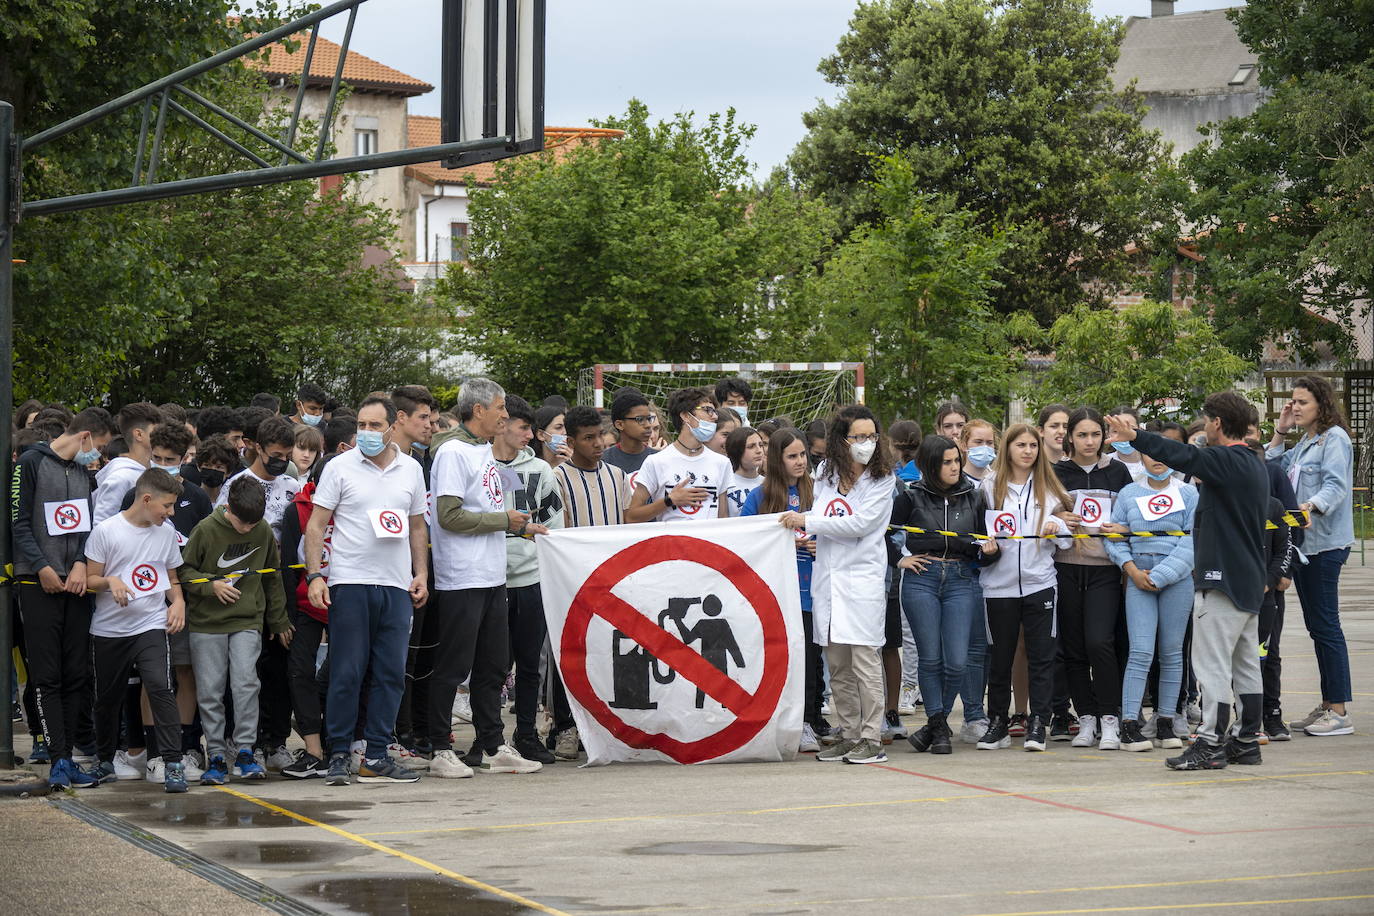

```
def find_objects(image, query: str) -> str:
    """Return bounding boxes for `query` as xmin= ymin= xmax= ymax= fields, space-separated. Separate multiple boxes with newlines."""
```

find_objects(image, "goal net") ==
xmin=576 ymin=363 xmax=864 ymax=425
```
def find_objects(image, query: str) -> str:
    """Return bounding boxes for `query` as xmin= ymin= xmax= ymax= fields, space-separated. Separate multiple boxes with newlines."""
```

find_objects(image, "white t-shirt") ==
xmin=430 ymin=436 xmax=507 ymax=591
xmin=723 ymin=471 xmax=764 ymax=518
xmin=635 ymin=445 xmax=732 ymax=522
xmin=215 ymin=467 xmax=301 ymax=543
xmin=312 ymin=446 xmax=428 ymax=591
xmin=84 ymin=513 xmax=183 ymax=638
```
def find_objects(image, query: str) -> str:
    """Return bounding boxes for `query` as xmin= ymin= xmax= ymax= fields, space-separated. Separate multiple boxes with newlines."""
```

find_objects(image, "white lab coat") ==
xmin=806 ymin=463 xmax=896 ymax=647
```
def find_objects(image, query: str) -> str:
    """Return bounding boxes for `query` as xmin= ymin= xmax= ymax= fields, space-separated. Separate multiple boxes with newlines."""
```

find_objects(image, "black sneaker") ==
xmin=1224 ymin=737 xmax=1262 ymax=766
xmin=283 ymin=750 xmax=327 ymax=779
xmin=977 ymin=716 xmax=1011 ymax=750
xmin=1049 ymin=713 xmax=1075 ymax=742
xmin=1120 ymin=719 xmax=1152 ymax=752
xmin=1166 ymin=740 xmax=1227 ymax=771
xmin=325 ymin=752 xmax=351 ymax=786
xmin=1023 ymin=716 xmax=1047 ymax=752
xmin=1263 ymin=716 xmax=1291 ymax=742
xmin=930 ymin=717 xmax=952 ymax=755
xmin=513 ymin=734 xmax=556 ymax=765
xmin=907 ymin=722 xmax=936 ymax=753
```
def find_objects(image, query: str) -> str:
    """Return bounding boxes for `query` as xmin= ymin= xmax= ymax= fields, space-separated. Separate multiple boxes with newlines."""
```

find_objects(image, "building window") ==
xmin=450 ymin=222 xmax=470 ymax=262
xmin=1229 ymin=64 xmax=1255 ymax=86
xmin=354 ymin=128 xmax=379 ymax=158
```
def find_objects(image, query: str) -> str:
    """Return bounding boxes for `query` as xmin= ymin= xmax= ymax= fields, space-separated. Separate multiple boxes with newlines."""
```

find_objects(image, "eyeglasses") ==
xmin=694 ymin=406 xmax=719 ymax=419
xmin=622 ymin=415 xmax=654 ymax=424
xmin=846 ymin=433 xmax=880 ymax=444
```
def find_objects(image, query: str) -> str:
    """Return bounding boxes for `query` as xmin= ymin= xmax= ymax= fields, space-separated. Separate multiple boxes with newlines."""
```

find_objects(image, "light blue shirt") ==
xmin=1268 ymin=426 xmax=1354 ymax=555
xmin=1103 ymin=481 xmax=1198 ymax=588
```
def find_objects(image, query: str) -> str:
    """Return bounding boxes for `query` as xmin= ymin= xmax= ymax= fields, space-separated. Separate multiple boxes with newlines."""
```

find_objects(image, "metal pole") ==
xmin=0 ymin=101 xmax=16 ymax=770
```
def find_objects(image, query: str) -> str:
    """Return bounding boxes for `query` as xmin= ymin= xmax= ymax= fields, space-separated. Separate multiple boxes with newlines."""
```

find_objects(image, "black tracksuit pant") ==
xmin=19 ymin=585 xmax=92 ymax=760
xmin=507 ymin=584 xmax=546 ymax=740
xmin=426 ymin=586 xmax=508 ymax=757
xmin=92 ymin=629 xmax=179 ymax=765
xmin=986 ymin=588 xmax=1057 ymax=724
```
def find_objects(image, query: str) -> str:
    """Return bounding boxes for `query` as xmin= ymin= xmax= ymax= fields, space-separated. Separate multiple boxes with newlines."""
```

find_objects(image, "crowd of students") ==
xmin=8 ymin=372 xmax=1356 ymax=790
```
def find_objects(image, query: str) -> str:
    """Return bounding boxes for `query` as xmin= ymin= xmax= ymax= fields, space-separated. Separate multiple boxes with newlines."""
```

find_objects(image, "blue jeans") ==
xmin=1294 ymin=547 xmax=1352 ymax=704
xmin=1120 ymin=554 xmax=1193 ymax=721
xmin=326 ymin=584 xmax=413 ymax=759
xmin=961 ymin=575 xmax=987 ymax=721
xmin=900 ymin=560 xmax=979 ymax=718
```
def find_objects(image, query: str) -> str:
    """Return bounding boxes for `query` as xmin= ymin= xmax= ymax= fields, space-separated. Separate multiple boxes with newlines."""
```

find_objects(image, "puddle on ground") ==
xmin=626 ymin=841 xmax=834 ymax=856
xmin=196 ymin=840 xmax=361 ymax=867
xmin=96 ymin=795 xmax=371 ymax=829
xmin=294 ymin=875 xmax=546 ymax=915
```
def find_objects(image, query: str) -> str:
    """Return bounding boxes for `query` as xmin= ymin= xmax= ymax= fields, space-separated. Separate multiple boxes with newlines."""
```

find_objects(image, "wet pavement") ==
xmin=6 ymin=562 xmax=1374 ymax=915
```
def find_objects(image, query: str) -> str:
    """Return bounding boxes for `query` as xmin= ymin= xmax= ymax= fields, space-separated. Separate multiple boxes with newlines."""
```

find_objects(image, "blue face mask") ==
xmin=300 ymin=411 xmax=323 ymax=428
xmin=733 ymin=407 xmax=749 ymax=427
xmin=356 ymin=430 xmax=386 ymax=457
xmin=412 ymin=441 xmax=428 ymax=452
xmin=75 ymin=446 xmax=102 ymax=467
xmin=1146 ymin=468 xmax=1174 ymax=481
xmin=967 ymin=445 xmax=996 ymax=468
xmin=152 ymin=461 xmax=182 ymax=477
xmin=548 ymin=433 xmax=568 ymax=451
xmin=690 ymin=420 xmax=717 ymax=444
xmin=1111 ymin=440 xmax=1136 ymax=456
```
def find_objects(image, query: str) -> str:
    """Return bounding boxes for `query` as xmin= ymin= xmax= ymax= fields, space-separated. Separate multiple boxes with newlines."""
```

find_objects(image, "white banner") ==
xmin=537 ymin=515 xmax=804 ymax=766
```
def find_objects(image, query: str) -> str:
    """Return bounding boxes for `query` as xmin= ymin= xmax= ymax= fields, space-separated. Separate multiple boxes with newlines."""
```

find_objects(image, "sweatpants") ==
xmin=426 ymin=586 xmax=508 ymax=756
xmin=825 ymin=642 xmax=883 ymax=743
xmin=190 ymin=630 xmax=262 ymax=761
xmin=19 ymin=585 xmax=92 ymax=760
xmin=1191 ymin=589 xmax=1262 ymax=746
xmin=287 ymin=609 xmax=327 ymax=739
xmin=507 ymin=584 xmax=547 ymax=740
xmin=1056 ymin=563 xmax=1124 ymax=718
xmin=985 ymin=588 xmax=1057 ymax=724
xmin=92 ymin=630 xmax=179 ymax=766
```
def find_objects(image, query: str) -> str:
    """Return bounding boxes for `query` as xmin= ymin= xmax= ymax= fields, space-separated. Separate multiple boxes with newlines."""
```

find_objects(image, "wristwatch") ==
xmin=664 ymin=493 xmax=676 ymax=510
xmin=306 ymin=572 xmax=326 ymax=584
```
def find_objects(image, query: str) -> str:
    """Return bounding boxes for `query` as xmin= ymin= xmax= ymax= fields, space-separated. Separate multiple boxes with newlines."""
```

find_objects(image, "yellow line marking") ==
xmin=1006 ymin=866 xmax=1374 ymax=896
xmin=212 ymin=786 xmax=570 ymax=916
xmin=359 ymin=770 xmax=1373 ymax=837
xmin=962 ymin=896 xmax=1374 ymax=915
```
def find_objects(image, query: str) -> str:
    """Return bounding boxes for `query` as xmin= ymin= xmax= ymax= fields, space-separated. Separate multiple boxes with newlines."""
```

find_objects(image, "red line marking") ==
xmin=871 ymin=763 xmax=1203 ymax=835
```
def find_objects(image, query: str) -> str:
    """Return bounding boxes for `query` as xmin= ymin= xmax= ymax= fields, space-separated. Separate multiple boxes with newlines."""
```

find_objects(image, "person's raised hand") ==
xmin=1104 ymin=413 xmax=1138 ymax=447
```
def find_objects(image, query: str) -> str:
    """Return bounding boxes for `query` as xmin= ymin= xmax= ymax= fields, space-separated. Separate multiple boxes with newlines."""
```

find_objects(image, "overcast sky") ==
xmin=319 ymin=1 xmax=1241 ymax=178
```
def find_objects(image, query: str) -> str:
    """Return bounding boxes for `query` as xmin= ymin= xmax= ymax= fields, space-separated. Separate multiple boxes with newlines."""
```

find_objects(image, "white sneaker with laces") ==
xmin=264 ymin=745 xmax=293 ymax=770
xmin=960 ymin=718 xmax=990 ymax=744
xmin=1304 ymin=709 xmax=1354 ymax=737
xmin=451 ymin=690 xmax=473 ymax=725
xmin=252 ymin=747 xmax=268 ymax=772
xmin=349 ymin=739 xmax=366 ymax=774
xmin=1071 ymin=715 xmax=1098 ymax=748
xmin=180 ymin=750 xmax=205 ymax=781
xmin=1098 ymin=715 xmax=1121 ymax=750
xmin=898 ymin=684 xmax=919 ymax=716
xmin=429 ymin=749 xmax=475 ymax=778
xmin=554 ymin=727 xmax=581 ymax=761
xmin=114 ymin=748 xmax=147 ymax=780
xmin=144 ymin=756 xmax=165 ymax=783
xmin=800 ymin=722 xmax=820 ymax=753
xmin=388 ymin=742 xmax=430 ymax=769
xmin=478 ymin=744 xmax=542 ymax=774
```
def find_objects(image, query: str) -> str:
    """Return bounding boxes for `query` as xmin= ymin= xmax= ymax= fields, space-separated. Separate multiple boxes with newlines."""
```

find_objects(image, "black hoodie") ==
xmin=11 ymin=442 xmax=94 ymax=576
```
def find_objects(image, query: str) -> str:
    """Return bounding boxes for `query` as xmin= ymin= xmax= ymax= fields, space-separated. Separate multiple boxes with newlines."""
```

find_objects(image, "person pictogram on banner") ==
xmin=667 ymin=594 xmax=746 ymax=709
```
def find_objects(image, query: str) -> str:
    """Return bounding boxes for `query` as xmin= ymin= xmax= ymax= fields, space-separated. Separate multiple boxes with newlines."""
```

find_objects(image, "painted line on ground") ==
xmin=211 ymin=786 xmax=571 ymax=916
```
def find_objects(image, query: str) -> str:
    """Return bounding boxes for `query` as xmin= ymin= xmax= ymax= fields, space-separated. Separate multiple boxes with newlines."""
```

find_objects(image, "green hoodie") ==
xmin=180 ymin=506 xmax=290 ymax=635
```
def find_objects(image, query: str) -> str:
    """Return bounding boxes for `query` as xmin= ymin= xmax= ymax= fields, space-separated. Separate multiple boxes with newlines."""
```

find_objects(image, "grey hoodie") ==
xmin=496 ymin=446 xmax=565 ymax=587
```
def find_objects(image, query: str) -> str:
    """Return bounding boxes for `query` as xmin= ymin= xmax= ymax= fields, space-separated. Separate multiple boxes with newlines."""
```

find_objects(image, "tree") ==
xmin=791 ymin=152 xmax=1019 ymax=426
xmin=1029 ymin=300 xmax=1252 ymax=416
xmin=432 ymin=100 xmax=833 ymax=400
xmin=789 ymin=0 xmax=1168 ymax=325
xmin=1175 ymin=0 xmax=1374 ymax=362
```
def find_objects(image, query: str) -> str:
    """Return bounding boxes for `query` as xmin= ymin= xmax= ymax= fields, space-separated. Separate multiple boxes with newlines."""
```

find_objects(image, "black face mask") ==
xmin=199 ymin=467 xmax=226 ymax=489
xmin=808 ymin=452 xmax=823 ymax=470
xmin=264 ymin=456 xmax=290 ymax=478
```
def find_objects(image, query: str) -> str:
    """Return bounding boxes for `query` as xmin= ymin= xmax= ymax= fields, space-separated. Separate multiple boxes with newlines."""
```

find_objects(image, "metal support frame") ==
xmin=0 ymin=0 xmax=545 ymax=770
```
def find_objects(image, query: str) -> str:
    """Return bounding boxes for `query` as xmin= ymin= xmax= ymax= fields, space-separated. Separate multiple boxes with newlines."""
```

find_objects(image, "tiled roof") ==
xmin=1112 ymin=8 xmax=1258 ymax=96
xmin=404 ymin=117 xmax=625 ymax=186
xmin=248 ymin=34 xmax=433 ymax=96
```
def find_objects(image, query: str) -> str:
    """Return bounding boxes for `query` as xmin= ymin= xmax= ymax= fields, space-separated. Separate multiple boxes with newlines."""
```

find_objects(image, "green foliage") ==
xmin=792 ymin=153 xmax=1017 ymax=425
xmin=789 ymin=0 xmax=1168 ymax=326
xmin=1028 ymin=300 xmax=1252 ymax=416
xmin=433 ymin=100 xmax=834 ymax=400
xmin=5 ymin=1 xmax=439 ymax=407
xmin=1176 ymin=0 xmax=1374 ymax=362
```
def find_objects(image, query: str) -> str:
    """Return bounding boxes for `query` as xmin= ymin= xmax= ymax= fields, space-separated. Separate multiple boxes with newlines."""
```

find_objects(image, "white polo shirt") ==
xmin=312 ymin=445 xmax=427 ymax=591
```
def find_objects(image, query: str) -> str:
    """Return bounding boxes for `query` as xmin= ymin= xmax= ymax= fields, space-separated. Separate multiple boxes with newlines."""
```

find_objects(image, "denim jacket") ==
xmin=1267 ymin=425 xmax=1354 ymax=555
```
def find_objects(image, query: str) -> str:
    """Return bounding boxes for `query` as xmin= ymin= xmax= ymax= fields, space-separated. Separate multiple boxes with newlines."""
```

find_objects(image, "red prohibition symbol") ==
xmin=130 ymin=564 xmax=159 ymax=592
xmin=379 ymin=510 xmax=404 ymax=534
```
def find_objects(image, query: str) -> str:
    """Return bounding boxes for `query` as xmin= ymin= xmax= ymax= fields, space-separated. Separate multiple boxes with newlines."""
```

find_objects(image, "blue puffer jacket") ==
xmin=1103 ymin=481 xmax=1198 ymax=588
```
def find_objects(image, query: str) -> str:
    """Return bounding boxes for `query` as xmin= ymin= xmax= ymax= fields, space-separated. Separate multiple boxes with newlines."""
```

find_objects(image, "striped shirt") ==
xmin=556 ymin=461 xmax=631 ymax=528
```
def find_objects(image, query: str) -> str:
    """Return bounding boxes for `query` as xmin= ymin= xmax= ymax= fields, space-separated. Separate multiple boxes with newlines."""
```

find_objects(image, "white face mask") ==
xmin=850 ymin=440 xmax=876 ymax=465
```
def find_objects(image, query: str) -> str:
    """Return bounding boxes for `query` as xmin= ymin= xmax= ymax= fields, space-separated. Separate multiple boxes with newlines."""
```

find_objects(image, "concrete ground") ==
xmin=5 ymin=564 xmax=1374 ymax=916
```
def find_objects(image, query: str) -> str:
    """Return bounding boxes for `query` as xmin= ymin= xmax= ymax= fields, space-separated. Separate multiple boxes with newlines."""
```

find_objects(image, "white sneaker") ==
xmin=477 ymin=744 xmax=542 ymax=774
xmin=264 ymin=745 xmax=293 ymax=770
xmin=1304 ymin=710 xmax=1354 ymax=737
xmin=113 ymin=749 xmax=147 ymax=780
xmin=1098 ymin=715 xmax=1121 ymax=750
xmin=1186 ymin=703 xmax=1202 ymax=726
xmin=253 ymin=747 xmax=268 ymax=772
xmin=960 ymin=718 xmax=990 ymax=744
xmin=388 ymin=742 xmax=430 ymax=770
xmin=180 ymin=750 xmax=205 ymax=781
xmin=144 ymin=756 xmax=165 ymax=783
xmin=1071 ymin=715 xmax=1098 ymax=748
xmin=800 ymin=722 xmax=820 ymax=753
xmin=451 ymin=690 xmax=473 ymax=725
xmin=349 ymin=739 xmax=366 ymax=774
xmin=554 ymin=727 xmax=581 ymax=761
xmin=897 ymin=684 xmax=919 ymax=716
xmin=429 ymin=749 xmax=474 ymax=778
